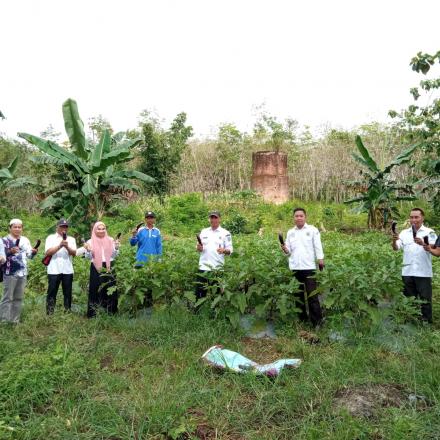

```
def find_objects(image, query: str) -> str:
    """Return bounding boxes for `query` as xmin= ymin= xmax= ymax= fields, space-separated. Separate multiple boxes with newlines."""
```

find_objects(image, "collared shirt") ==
xmin=130 ymin=226 xmax=162 ymax=264
xmin=285 ymin=223 xmax=324 ymax=270
xmin=2 ymin=235 xmax=34 ymax=277
xmin=198 ymin=226 xmax=233 ymax=271
xmin=396 ymin=225 xmax=437 ymax=277
xmin=0 ymin=240 xmax=5 ymax=265
xmin=45 ymin=234 xmax=77 ymax=275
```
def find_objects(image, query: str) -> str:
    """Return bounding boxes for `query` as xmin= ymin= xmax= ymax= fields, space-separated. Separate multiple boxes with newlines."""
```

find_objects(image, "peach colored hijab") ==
xmin=91 ymin=222 xmax=114 ymax=271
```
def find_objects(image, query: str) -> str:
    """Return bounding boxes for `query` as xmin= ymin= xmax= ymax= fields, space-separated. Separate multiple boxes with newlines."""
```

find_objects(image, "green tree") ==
xmin=345 ymin=136 xmax=417 ymax=229
xmin=0 ymin=156 xmax=36 ymax=197
xmin=18 ymin=99 xmax=154 ymax=230
xmin=389 ymin=50 xmax=440 ymax=213
xmin=139 ymin=112 xmax=193 ymax=198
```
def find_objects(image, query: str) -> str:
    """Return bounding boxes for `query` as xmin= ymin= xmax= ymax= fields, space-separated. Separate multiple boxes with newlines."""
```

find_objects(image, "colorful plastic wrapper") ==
xmin=201 ymin=345 xmax=301 ymax=377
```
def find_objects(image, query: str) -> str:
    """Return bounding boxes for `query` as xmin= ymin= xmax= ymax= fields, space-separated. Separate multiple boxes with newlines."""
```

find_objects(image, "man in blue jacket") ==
xmin=130 ymin=211 xmax=162 ymax=307
xmin=130 ymin=211 xmax=162 ymax=265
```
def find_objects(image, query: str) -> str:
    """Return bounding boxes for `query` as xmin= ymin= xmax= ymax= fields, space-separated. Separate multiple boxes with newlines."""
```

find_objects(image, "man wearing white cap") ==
xmin=0 ymin=219 xmax=38 ymax=323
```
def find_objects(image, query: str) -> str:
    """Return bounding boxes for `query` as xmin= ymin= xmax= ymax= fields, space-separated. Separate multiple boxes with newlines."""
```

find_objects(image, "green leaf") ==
xmin=383 ymin=143 xmax=419 ymax=174
xmin=91 ymin=129 xmax=111 ymax=168
xmin=210 ymin=295 xmax=222 ymax=309
xmin=111 ymin=169 xmax=155 ymax=183
xmin=354 ymin=136 xmax=379 ymax=172
xmin=82 ymin=175 xmax=97 ymax=196
xmin=62 ymin=98 xmax=88 ymax=159
xmin=18 ymin=133 xmax=85 ymax=174
xmin=7 ymin=156 xmax=19 ymax=174
xmin=0 ymin=169 xmax=13 ymax=179
xmin=101 ymin=177 xmax=140 ymax=192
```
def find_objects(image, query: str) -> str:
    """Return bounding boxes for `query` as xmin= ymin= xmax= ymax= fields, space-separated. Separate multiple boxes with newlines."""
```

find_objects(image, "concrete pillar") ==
xmin=251 ymin=151 xmax=289 ymax=204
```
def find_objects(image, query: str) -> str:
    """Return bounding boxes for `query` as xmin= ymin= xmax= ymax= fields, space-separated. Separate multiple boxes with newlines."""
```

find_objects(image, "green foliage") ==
xmin=139 ymin=112 xmax=193 ymax=198
xmin=345 ymin=136 xmax=417 ymax=229
xmin=18 ymin=99 xmax=154 ymax=233
xmin=0 ymin=156 xmax=36 ymax=197
xmin=106 ymin=231 xmax=423 ymax=328
xmin=317 ymin=232 xmax=411 ymax=327
xmin=390 ymin=50 xmax=440 ymax=214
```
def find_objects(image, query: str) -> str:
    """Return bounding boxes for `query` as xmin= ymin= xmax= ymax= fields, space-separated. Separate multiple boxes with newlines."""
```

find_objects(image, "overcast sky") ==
xmin=1 ymin=0 xmax=439 ymax=140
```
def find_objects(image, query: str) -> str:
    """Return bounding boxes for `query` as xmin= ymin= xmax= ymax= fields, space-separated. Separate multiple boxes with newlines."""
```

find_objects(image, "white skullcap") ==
xmin=9 ymin=218 xmax=23 ymax=226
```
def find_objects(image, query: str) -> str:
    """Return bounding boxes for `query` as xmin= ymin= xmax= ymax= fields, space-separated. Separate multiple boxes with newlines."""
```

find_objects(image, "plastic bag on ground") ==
xmin=201 ymin=345 xmax=301 ymax=377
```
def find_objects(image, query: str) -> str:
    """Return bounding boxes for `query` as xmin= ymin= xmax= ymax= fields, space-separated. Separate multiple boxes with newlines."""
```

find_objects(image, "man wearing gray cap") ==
xmin=195 ymin=211 xmax=233 ymax=301
xmin=44 ymin=219 xmax=77 ymax=314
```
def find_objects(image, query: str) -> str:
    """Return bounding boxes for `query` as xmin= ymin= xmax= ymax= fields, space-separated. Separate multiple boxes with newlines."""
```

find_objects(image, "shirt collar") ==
xmin=407 ymin=224 xmax=427 ymax=232
xmin=294 ymin=223 xmax=309 ymax=230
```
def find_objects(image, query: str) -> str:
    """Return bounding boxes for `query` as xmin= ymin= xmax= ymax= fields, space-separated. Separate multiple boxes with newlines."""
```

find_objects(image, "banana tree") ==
xmin=0 ymin=156 xmax=36 ymax=195
xmin=18 ymin=99 xmax=154 ymax=227
xmin=345 ymin=136 xmax=418 ymax=229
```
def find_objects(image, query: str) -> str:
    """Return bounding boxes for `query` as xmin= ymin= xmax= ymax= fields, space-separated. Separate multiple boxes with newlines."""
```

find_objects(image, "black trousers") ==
xmin=292 ymin=270 xmax=323 ymax=326
xmin=46 ymin=273 xmax=73 ymax=314
xmin=87 ymin=263 xmax=118 ymax=318
xmin=402 ymin=276 xmax=432 ymax=323
xmin=195 ymin=270 xmax=219 ymax=300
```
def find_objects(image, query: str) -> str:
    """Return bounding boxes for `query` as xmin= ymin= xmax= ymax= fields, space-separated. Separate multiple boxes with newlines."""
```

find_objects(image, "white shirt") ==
xmin=198 ymin=226 xmax=233 ymax=271
xmin=396 ymin=225 xmax=437 ymax=277
xmin=45 ymin=234 xmax=77 ymax=275
xmin=285 ymin=223 xmax=324 ymax=270
xmin=0 ymin=240 xmax=5 ymax=264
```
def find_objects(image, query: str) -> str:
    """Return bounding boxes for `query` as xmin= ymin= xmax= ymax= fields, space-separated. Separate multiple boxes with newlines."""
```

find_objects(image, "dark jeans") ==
xmin=46 ymin=273 xmax=73 ymax=314
xmin=195 ymin=270 xmax=219 ymax=300
xmin=292 ymin=269 xmax=323 ymax=327
xmin=402 ymin=276 xmax=432 ymax=323
xmin=87 ymin=263 xmax=118 ymax=318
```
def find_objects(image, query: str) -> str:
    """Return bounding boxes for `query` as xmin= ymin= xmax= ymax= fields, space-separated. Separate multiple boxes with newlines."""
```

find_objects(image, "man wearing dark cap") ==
xmin=130 ymin=211 xmax=163 ymax=267
xmin=130 ymin=211 xmax=163 ymax=307
xmin=195 ymin=211 xmax=233 ymax=301
xmin=44 ymin=219 xmax=77 ymax=314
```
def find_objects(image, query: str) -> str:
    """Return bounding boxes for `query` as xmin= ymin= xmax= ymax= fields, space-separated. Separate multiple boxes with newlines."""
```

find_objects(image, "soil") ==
xmin=333 ymin=383 xmax=409 ymax=418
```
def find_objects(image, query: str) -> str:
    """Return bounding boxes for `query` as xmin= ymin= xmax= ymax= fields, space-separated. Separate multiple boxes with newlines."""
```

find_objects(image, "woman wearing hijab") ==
xmin=77 ymin=222 xmax=120 ymax=318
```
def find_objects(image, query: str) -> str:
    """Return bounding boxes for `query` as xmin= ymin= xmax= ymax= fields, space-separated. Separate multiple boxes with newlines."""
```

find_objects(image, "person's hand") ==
xmin=10 ymin=246 xmax=19 ymax=255
xmin=83 ymin=242 xmax=91 ymax=252
xmin=414 ymin=237 xmax=424 ymax=246
xmin=131 ymin=228 xmax=137 ymax=237
xmin=31 ymin=248 xmax=38 ymax=255
xmin=196 ymin=243 xmax=203 ymax=252
xmin=114 ymin=239 xmax=120 ymax=249
xmin=392 ymin=233 xmax=399 ymax=242
xmin=217 ymin=246 xmax=225 ymax=254
xmin=423 ymin=243 xmax=431 ymax=252
xmin=318 ymin=259 xmax=325 ymax=271
xmin=60 ymin=240 xmax=69 ymax=248
xmin=281 ymin=244 xmax=289 ymax=254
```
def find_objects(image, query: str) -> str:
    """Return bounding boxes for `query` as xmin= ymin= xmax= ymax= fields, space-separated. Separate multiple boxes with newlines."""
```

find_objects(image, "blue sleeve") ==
xmin=130 ymin=230 xmax=143 ymax=246
xmin=157 ymin=232 xmax=162 ymax=256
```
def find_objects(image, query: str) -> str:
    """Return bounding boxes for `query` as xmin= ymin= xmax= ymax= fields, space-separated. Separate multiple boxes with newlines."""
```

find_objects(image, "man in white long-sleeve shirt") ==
xmin=392 ymin=208 xmax=437 ymax=323
xmin=281 ymin=208 xmax=324 ymax=326
xmin=195 ymin=211 xmax=233 ymax=301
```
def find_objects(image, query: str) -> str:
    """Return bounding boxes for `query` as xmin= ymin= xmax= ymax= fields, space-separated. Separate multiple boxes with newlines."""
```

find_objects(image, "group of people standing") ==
xmin=0 ymin=207 xmax=439 ymax=326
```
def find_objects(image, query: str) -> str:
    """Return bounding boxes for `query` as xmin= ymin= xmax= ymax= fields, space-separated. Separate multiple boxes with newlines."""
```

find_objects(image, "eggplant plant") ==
xmin=345 ymin=135 xmax=418 ymax=229
xmin=18 ymin=99 xmax=154 ymax=230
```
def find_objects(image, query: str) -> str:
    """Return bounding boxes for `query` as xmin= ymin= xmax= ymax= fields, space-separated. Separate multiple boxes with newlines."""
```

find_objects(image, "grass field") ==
xmin=1 ymin=301 xmax=440 ymax=439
